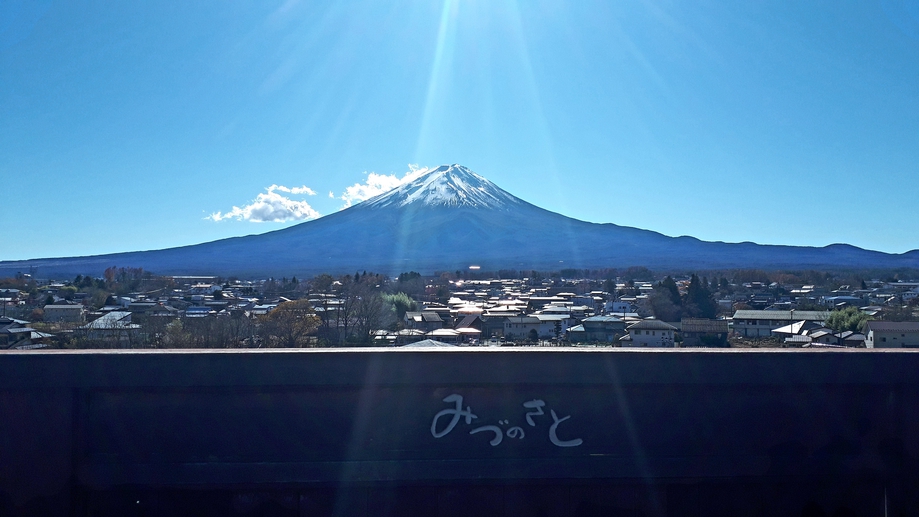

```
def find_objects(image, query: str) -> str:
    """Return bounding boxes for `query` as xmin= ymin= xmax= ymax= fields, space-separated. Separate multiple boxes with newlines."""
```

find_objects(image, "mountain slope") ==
xmin=2 ymin=164 xmax=917 ymax=277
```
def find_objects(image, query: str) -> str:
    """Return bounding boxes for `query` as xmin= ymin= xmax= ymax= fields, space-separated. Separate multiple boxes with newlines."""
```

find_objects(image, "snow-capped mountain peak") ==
xmin=360 ymin=164 xmax=522 ymax=210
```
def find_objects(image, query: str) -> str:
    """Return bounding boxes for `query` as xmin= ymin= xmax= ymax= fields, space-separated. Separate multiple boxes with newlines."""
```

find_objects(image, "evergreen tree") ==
xmin=684 ymin=274 xmax=717 ymax=319
xmin=658 ymin=276 xmax=681 ymax=305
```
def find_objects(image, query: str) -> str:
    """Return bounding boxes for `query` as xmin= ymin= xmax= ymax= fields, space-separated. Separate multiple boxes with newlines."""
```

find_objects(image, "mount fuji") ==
xmin=2 ymin=164 xmax=918 ymax=277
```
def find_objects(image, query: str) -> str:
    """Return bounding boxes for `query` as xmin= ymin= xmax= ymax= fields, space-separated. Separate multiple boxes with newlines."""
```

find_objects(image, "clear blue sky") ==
xmin=2 ymin=0 xmax=918 ymax=262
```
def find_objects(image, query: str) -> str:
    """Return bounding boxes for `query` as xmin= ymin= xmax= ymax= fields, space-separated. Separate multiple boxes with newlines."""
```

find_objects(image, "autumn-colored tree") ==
xmin=258 ymin=299 xmax=320 ymax=348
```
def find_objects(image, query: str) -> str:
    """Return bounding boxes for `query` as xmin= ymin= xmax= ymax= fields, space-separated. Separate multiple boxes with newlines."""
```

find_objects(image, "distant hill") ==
xmin=2 ymin=164 xmax=918 ymax=278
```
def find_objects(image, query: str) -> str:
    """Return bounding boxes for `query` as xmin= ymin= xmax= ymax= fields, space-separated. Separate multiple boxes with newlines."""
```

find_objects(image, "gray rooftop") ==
xmin=628 ymin=320 xmax=678 ymax=331
xmin=865 ymin=321 xmax=919 ymax=332
xmin=733 ymin=310 xmax=830 ymax=321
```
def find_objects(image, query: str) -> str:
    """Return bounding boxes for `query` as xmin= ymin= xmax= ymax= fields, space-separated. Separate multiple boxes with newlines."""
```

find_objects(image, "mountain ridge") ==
xmin=1 ymin=164 xmax=917 ymax=277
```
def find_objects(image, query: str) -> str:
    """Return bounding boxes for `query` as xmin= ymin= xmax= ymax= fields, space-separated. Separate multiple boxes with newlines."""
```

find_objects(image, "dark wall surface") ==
xmin=1 ymin=348 xmax=917 ymax=516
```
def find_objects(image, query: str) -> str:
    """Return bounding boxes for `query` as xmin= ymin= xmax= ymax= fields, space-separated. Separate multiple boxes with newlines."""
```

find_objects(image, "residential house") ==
xmin=681 ymin=318 xmax=729 ymax=347
xmin=771 ymin=320 xmax=826 ymax=339
xmin=837 ymin=331 xmax=867 ymax=347
xmin=189 ymin=283 xmax=221 ymax=295
xmin=43 ymin=304 xmax=85 ymax=324
xmin=774 ymin=325 xmax=866 ymax=348
xmin=454 ymin=314 xmax=484 ymax=332
xmin=604 ymin=301 xmax=634 ymax=315
xmin=420 ymin=305 xmax=453 ymax=326
xmin=77 ymin=311 xmax=141 ymax=343
xmin=185 ymin=306 xmax=218 ymax=318
xmin=404 ymin=311 xmax=444 ymax=332
xmin=903 ymin=288 xmax=919 ymax=302
xmin=620 ymin=320 xmax=677 ymax=347
xmin=532 ymin=314 xmax=570 ymax=339
xmin=822 ymin=296 xmax=865 ymax=308
xmin=394 ymin=329 xmax=426 ymax=345
xmin=568 ymin=315 xmax=626 ymax=343
xmin=0 ymin=289 xmax=20 ymax=306
xmin=0 ymin=317 xmax=38 ymax=349
xmin=427 ymin=328 xmax=461 ymax=343
xmin=504 ymin=317 xmax=541 ymax=341
xmin=454 ymin=314 xmax=485 ymax=343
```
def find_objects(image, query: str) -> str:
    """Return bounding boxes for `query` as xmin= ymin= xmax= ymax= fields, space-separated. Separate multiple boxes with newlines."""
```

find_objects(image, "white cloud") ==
xmin=207 ymin=185 xmax=321 ymax=223
xmin=267 ymin=184 xmax=316 ymax=195
xmin=338 ymin=165 xmax=430 ymax=208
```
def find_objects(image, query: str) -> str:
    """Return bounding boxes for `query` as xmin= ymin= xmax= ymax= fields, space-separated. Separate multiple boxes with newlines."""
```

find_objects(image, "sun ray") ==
xmin=505 ymin=0 xmax=585 ymax=267
xmin=413 ymin=0 xmax=460 ymax=163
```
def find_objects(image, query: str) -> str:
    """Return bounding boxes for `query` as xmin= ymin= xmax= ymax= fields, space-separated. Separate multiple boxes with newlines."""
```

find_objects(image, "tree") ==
xmin=658 ymin=276 xmax=681 ymax=305
xmin=882 ymin=305 xmax=919 ymax=322
xmin=623 ymin=266 xmax=654 ymax=281
xmin=649 ymin=288 xmax=682 ymax=321
xmin=825 ymin=306 xmax=871 ymax=334
xmin=733 ymin=270 xmax=771 ymax=284
xmin=395 ymin=271 xmax=425 ymax=299
xmin=333 ymin=275 xmax=359 ymax=345
xmin=602 ymin=278 xmax=616 ymax=294
xmin=351 ymin=282 xmax=385 ymax=344
xmin=163 ymin=319 xmax=192 ymax=348
xmin=683 ymin=274 xmax=717 ymax=319
xmin=213 ymin=311 xmax=256 ymax=348
xmin=384 ymin=292 xmax=418 ymax=322
xmin=311 ymin=274 xmax=335 ymax=293
xmin=258 ymin=299 xmax=321 ymax=348
xmin=825 ymin=306 xmax=872 ymax=346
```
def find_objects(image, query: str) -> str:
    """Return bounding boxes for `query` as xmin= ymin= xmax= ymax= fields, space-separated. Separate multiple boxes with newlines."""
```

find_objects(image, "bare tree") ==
xmin=352 ymin=282 xmax=385 ymax=345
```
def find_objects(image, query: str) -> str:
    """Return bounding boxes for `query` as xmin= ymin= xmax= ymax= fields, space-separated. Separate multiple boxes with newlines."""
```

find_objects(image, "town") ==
xmin=2 ymin=266 xmax=918 ymax=351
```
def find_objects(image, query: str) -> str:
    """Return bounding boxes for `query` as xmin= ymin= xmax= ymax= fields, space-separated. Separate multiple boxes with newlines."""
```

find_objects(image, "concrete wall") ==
xmin=2 ymin=348 xmax=919 ymax=516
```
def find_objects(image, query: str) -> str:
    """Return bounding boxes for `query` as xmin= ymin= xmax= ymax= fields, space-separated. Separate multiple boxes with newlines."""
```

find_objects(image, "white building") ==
xmin=865 ymin=321 xmax=919 ymax=348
